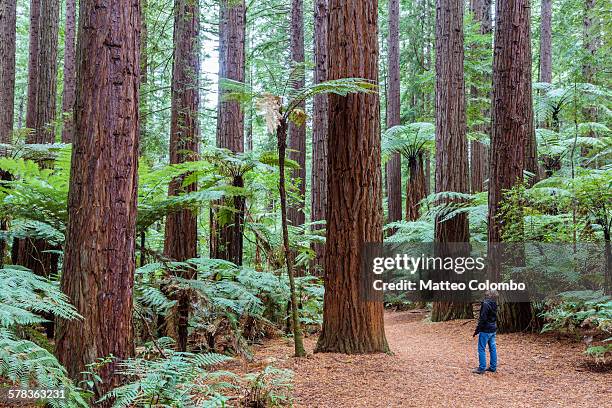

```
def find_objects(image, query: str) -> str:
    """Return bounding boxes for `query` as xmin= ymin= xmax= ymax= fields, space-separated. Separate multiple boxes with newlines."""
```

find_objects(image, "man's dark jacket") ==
xmin=474 ymin=298 xmax=497 ymax=335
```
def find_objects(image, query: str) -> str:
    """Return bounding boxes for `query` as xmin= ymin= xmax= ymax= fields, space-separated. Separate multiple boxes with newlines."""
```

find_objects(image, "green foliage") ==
xmin=241 ymin=365 xmax=293 ymax=407
xmin=100 ymin=348 xmax=237 ymax=408
xmin=0 ymin=266 xmax=86 ymax=407
xmin=541 ymin=290 xmax=612 ymax=337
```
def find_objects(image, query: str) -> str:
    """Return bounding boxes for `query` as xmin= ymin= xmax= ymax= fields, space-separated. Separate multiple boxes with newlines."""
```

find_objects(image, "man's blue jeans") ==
xmin=478 ymin=332 xmax=497 ymax=371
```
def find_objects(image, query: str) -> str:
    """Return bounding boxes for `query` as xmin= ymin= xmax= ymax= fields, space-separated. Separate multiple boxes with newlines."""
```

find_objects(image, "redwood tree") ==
xmin=316 ymin=0 xmax=388 ymax=354
xmin=0 ymin=0 xmax=17 ymax=266
xmin=288 ymin=0 xmax=306 ymax=231
xmin=432 ymin=0 xmax=472 ymax=321
xmin=310 ymin=0 xmax=328 ymax=274
xmin=56 ymin=0 xmax=141 ymax=400
xmin=539 ymin=0 xmax=553 ymax=85
xmin=469 ymin=0 xmax=491 ymax=193
xmin=61 ymin=0 xmax=76 ymax=143
xmin=12 ymin=0 xmax=60 ymax=281
xmin=488 ymin=0 xmax=535 ymax=332
xmin=163 ymin=0 xmax=200 ymax=352
xmin=386 ymin=0 xmax=402 ymax=225
xmin=212 ymin=0 xmax=246 ymax=265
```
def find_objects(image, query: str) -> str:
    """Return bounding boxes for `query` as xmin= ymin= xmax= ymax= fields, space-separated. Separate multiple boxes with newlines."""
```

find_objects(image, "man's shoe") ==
xmin=472 ymin=368 xmax=485 ymax=374
xmin=486 ymin=367 xmax=496 ymax=373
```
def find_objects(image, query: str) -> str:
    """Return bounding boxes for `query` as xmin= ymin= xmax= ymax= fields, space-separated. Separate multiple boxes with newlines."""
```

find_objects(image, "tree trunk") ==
xmin=13 ymin=0 xmax=60 ymax=294
xmin=25 ymin=0 xmax=40 ymax=132
xmin=31 ymin=0 xmax=60 ymax=144
xmin=55 ymin=0 xmax=140 ymax=401
xmin=488 ymin=0 xmax=534 ymax=332
xmin=432 ymin=0 xmax=472 ymax=322
xmin=61 ymin=0 xmax=76 ymax=143
xmin=406 ymin=154 xmax=426 ymax=221
xmin=310 ymin=0 xmax=328 ymax=275
xmin=316 ymin=0 xmax=388 ymax=354
xmin=0 ymin=0 xmax=17 ymax=153
xmin=277 ymin=119 xmax=306 ymax=357
xmin=386 ymin=0 xmax=402 ymax=225
xmin=212 ymin=0 xmax=246 ymax=265
xmin=539 ymin=0 xmax=553 ymax=84
xmin=469 ymin=0 xmax=491 ymax=193
xmin=163 ymin=0 xmax=200 ymax=353
xmin=288 ymin=0 xmax=306 ymax=231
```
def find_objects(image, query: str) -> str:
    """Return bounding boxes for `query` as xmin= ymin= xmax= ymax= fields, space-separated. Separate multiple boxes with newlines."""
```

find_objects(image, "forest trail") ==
xmin=237 ymin=311 xmax=611 ymax=407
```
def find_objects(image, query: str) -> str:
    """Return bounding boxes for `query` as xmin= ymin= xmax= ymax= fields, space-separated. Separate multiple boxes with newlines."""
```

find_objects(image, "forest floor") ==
xmin=230 ymin=310 xmax=612 ymax=407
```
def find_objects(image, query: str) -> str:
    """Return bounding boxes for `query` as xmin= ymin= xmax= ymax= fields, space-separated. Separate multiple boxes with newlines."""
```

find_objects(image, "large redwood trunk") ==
xmin=0 ymin=0 xmax=14 ymax=260
xmin=316 ymin=0 xmax=388 ymax=354
xmin=539 ymin=0 xmax=553 ymax=85
xmin=0 ymin=0 xmax=17 ymax=152
xmin=469 ymin=0 xmax=491 ymax=193
xmin=61 ymin=0 xmax=76 ymax=143
xmin=288 ymin=0 xmax=306 ymax=231
xmin=432 ymin=0 xmax=472 ymax=321
xmin=386 ymin=0 xmax=402 ymax=225
xmin=14 ymin=0 xmax=60 ymax=286
xmin=406 ymin=154 xmax=426 ymax=221
xmin=212 ymin=0 xmax=246 ymax=265
xmin=163 ymin=0 xmax=200 ymax=352
xmin=488 ymin=0 xmax=534 ymax=332
xmin=310 ymin=0 xmax=328 ymax=275
xmin=30 ymin=0 xmax=60 ymax=144
xmin=25 ymin=0 xmax=40 ymax=133
xmin=55 ymin=0 xmax=140 ymax=401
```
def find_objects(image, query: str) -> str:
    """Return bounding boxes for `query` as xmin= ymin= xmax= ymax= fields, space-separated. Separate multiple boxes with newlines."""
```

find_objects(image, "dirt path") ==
xmin=238 ymin=311 xmax=611 ymax=407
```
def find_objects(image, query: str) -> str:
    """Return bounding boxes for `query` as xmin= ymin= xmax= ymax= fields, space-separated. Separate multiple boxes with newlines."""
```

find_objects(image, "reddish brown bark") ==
xmin=488 ymin=0 xmax=535 ymax=333
xmin=288 ymin=0 xmax=306 ymax=230
xmin=25 ymin=0 xmax=40 ymax=132
xmin=469 ymin=0 xmax=491 ymax=193
xmin=433 ymin=0 xmax=469 ymax=244
xmin=0 ymin=0 xmax=17 ymax=152
xmin=55 ymin=0 xmax=140 ymax=401
xmin=539 ymin=0 xmax=553 ymax=84
xmin=406 ymin=154 xmax=426 ymax=221
xmin=432 ymin=0 xmax=472 ymax=322
xmin=163 ymin=0 xmax=200 ymax=352
xmin=316 ymin=0 xmax=388 ymax=354
xmin=386 ymin=0 xmax=402 ymax=224
xmin=30 ymin=0 xmax=60 ymax=144
xmin=488 ymin=0 xmax=532 ymax=244
xmin=14 ymin=0 xmax=60 ymax=285
xmin=310 ymin=0 xmax=328 ymax=274
xmin=61 ymin=0 xmax=76 ymax=143
xmin=212 ymin=0 xmax=246 ymax=265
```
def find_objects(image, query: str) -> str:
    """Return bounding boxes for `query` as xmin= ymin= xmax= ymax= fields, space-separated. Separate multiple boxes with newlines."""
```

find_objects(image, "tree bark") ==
xmin=432 ymin=0 xmax=472 ymax=321
xmin=13 ymin=0 xmax=60 ymax=289
xmin=386 ymin=0 xmax=402 ymax=224
xmin=488 ymin=0 xmax=535 ymax=332
xmin=212 ymin=0 xmax=246 ymax=265
xmin=61 ymin=0 xmax=76 ymax=143
xmin=55 ymin=0 xmax=140 ymax=401
xmin=30 ymin=0 xmax=60 ymax=144
xmin=469 ymin=0 xmax=491 ymax=193
xmin=406 ymin=154 xmax=426 ymax=221
xmin=25 ymin=0 xmax=40 ymax=132
xmin=310 ymin=0 xmax=328 ymax=275
xmin=288 ymin=0 xmax=306 ymax=230
xmin=316 ymin=0 xmax=388 ymax=354
xmin=277 ymin=119 xmax=306 ymax=356
xmin=0 ymin=0 xmax=17 ymax=153
xmin=539 ymin=0 xmax=553 ymax=84
xmin=163 ymin=0 xmax=200 ymax=352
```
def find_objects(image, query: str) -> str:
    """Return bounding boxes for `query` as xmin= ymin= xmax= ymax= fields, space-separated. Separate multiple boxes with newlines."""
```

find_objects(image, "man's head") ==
xmin=485 ymin=289 xmax=498 ymax=300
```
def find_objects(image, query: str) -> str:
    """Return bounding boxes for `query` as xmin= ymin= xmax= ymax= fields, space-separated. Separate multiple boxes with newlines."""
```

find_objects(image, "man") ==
xmin=472 ymin=290 xmax=498 ymax=374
